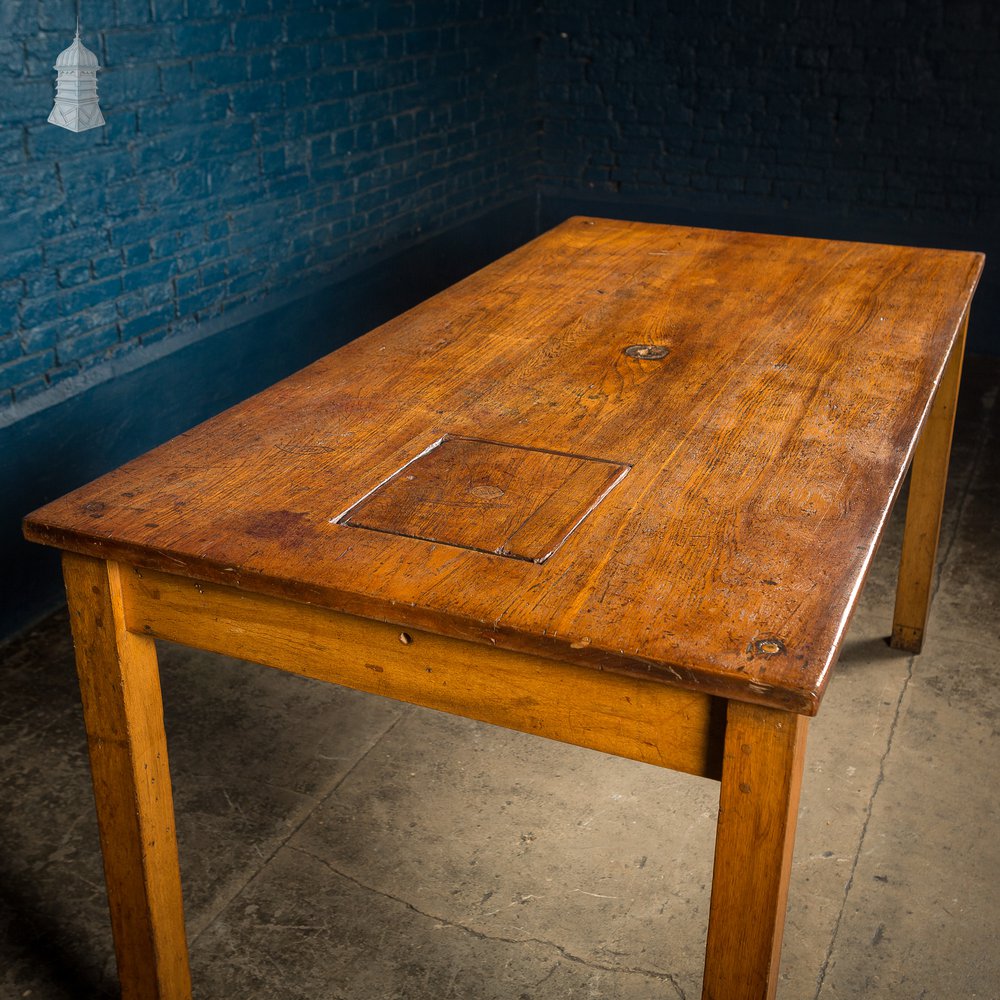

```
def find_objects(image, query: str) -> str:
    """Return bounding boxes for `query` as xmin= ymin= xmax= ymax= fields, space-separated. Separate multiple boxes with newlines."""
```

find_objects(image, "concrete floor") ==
xmin=2 ymin=358 xmax=998 ymax=1000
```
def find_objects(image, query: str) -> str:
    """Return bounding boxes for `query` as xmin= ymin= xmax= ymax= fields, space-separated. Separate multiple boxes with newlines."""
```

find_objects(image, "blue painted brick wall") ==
xmin=0 ymin=0 xmax=536 ymax=407
xmin=6 ymin=0 xmax=997 ymax=410
xmin=538 ymin=1 xmax=999 ymax=236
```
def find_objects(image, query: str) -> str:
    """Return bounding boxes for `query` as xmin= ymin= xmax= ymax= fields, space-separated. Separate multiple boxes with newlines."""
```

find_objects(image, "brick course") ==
xmin=4 ymin=1 xmax=997 ymax=407
xmin=538 ymin=1 xmax=999 ymax=233
xmin=0 ymin=0 xmax=536 ymax=406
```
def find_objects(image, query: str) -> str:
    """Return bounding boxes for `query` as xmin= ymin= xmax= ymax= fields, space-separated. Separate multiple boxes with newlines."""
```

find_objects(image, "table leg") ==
xmin=702 ymin=702 xmax=808 ymax=1000
xmin=890 ymin=311 xmax=968 ymax=653
xmin=63 ymin=553 xmax=192 ymax=1000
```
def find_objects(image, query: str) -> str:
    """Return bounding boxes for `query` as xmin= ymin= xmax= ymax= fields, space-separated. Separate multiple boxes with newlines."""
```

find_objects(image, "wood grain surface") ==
xmin=891 ymin=309 xmax=968 ymax=653
xmin=62 ymin=553 xmax=192 ymax=1000
xmin=25 ymin=218 xmax=983 ymax=715
xmin=338 ymin=434 xmax=630 ymax=562
xmin=703 ymin=702 xmax=808 ymax=999
xmin=122 ymin=564 xmax=725 ymax=780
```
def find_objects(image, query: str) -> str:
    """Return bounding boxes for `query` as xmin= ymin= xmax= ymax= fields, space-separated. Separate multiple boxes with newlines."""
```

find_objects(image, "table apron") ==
xmin=120 ymin=563 xmax=725 ymax=781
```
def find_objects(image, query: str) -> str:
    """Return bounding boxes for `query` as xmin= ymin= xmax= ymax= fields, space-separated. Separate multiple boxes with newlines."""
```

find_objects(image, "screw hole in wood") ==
xmin=624 ymin=344 xmax=670 ymax=360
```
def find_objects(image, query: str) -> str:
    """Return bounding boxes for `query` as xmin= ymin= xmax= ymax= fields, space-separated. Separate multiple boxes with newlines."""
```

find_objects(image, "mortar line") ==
xmin=812 ymin=395 xmax=991 ymax=999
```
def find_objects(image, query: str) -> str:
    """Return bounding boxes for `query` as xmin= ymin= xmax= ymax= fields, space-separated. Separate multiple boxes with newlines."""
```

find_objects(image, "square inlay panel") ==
xmin=336 ymin=435 xmax=630 ymax=563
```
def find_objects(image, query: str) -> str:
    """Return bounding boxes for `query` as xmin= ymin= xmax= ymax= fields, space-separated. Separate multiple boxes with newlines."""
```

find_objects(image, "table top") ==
xmin=24 ymin=218 xmax=983 ymax=715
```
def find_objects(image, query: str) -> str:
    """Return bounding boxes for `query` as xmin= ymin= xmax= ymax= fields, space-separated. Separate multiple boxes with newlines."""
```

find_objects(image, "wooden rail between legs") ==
xmin=122 ymin=563 xmax=726 ymax=781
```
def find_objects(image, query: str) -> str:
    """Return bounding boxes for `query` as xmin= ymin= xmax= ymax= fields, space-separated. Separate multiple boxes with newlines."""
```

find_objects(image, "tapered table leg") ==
xmin=891 ymin=311 xmax=968 ymax=653
xmin=63 ymin=553 xmax=192 ymax=1000
xmin=702 ymin=701 xmax=808 ymax=1000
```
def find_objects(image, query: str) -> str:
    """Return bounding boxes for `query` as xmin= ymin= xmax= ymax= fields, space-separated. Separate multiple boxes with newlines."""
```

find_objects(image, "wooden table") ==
xmin=24 ymin=218 xmax=983 ymax=999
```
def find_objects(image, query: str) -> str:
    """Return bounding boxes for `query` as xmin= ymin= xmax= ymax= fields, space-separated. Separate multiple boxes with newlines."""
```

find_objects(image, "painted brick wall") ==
xmin=0 ymin=0 xmax=536 ymax=408
xmin=538 ymin=1 xmax=999 ymax=235
xmin=4 ymin=0 xmax=998 ymax=413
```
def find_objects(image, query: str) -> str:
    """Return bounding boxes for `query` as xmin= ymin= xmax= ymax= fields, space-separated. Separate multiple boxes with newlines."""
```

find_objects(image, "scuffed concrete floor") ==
xmin=2 ymin=357 xmax=998 ymax=1000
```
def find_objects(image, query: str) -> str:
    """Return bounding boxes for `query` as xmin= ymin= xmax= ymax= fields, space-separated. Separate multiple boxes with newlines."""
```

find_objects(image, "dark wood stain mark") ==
xmin=243 ymin=510 xmax=308 ymax=541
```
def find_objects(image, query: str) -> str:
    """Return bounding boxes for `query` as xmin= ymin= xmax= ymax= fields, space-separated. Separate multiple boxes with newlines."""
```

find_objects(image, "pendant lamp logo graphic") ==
xmin=48 ymin=20 xmax=105 ymax=132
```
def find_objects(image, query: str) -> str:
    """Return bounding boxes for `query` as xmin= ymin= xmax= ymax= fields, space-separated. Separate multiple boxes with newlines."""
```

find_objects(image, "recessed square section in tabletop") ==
xmin=336 ymin=436 xmax=630 ymax=563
